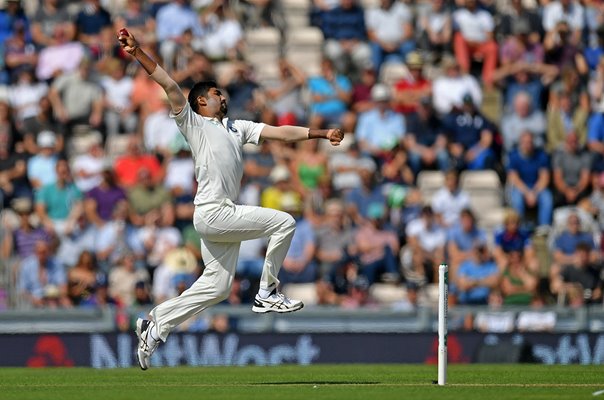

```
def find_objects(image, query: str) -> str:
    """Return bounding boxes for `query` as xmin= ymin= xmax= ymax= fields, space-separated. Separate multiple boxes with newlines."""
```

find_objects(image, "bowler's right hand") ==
xmin=117 ymin=28 xmax=138 ymax=55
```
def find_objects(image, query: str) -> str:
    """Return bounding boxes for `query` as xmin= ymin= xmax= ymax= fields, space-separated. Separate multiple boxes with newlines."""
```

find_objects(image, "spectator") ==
xmin=261 ymin=165 xmax=301 ymax=211
xmin=0 ymin=131 xmax=29 ymax=205
xmin=542 ymin=0 xmax=584 ymax=45
xmin=100 ymin=58 xmax=137 ymax=136
xmin=112 ymin=0 xmax=155 ymax=46
xmin=307 ymin=58 xmax=355 ymax=133
xmin=453 ymin=244 xmax=500 ymax=305
xmin=493 ymin=62 xmax=556 ymax=113
xmin=243 ymin=140 xmax=276 ymax=191
xmin=431 ymin=169 xmax=471 ymax=227
xmin=443 ymin=93 xmax=496 ymax=170
xmin=552 ymin=213 xmax=599 ymax=266
xmin=544 ymin=21 xmax=588 ymax=75
xmin=452 ymin=0 xmax=498 ymax=86
xmin=0 ymin=0 xmax=28 ymax=48
xmin=199 ymin=1 xmax=243 ymax=61
xmin=315 ymin=199 xmax=354 ymax=275
xmin=317 ymin=257 xmax=357 ymax=306
xmin=355 ymin=83 xmax=405 ymax=160
xmin=47 ymin=59 xmax=104 ymax=137
xmin=18 ymin=240 xmax=70 ymax=308
xmin=498 ymin=0 xmax=542 ymax=41
xmin=114 ymin=136 xmax=163 ymax=188
xmin=381 ymin=144 xmax=414 ymax=186
xmin=67 ymin=250 xmax=103 ymax=306
xmin=222 ymin=62 xmax=261 ymax=121
xmin=350 ymin=66 xmax=377 ymax=114
xmin=500 ymin=250 xmax=538 ymax=305
xmin=501 ymin=91 xmax=546 ymax=153
xmin=75 ymin=0 xmax=112 ymax=51
xmin=506 ymin=131 xmax=553 ymax=230
xmin=131 ymin=65 xmax=169 ymax=122
xmin=499 ymin=14 xmax=544 ymax=68
xmin=143 ymin=98 xmax=181 ymax=156
xmin=84 ymin=168 xmax=127 ymax=227
xmin=340 ymin=276 xmax=377 ymax=309
xmin=432 ymin=56 xmax=482 ymax=115
xmin=30 ymin=0 xmax=75 ymax=49
xmin=320 ymin=0 xmax=371 ymax=75
xmin=344 ymin=158 xmax=385 ymax=224
xmin=127 ymin=167 xmax=172 ymax=225
xmin=365 ymin=0 xmax=415 ymax=72
xmin=108 ymin=252 xmax=150 ymax=306
xmin=236 ymin=237 xmax=267 ymax=279
xmin=416 ymin=0 xmax=452 ymax=61
xmin=26 ymin=130 xmax=58 ymax=189
xmin=546 ymin=82 xmax=589 ymax=152
xmin=550 ymin=242 xmax=603 ymax=305
xmin=404 ymin=96 xmax=449 ymax=174
xmin=588 ymin=172 xmax=604 ymax=230
xmin=328 ymin=143 xmax=372 ymax=193
xmin=552 ymin=132 xmax=592 ymax=207
xmin=54 ymin=212 xmax=97 ymax=269
xmin=21 ymin=96 xmax=62 ymax=155
xmin=138 ymin=206 xmax=181 ymax=271
xmin=4 ymin=22 xmax=37 ymax=84
xmin=36 ymin=23 xmax=85 ymax=81
xmin=587 ymin=109 xmax=604 ymax=174
xmin=164 ymin=136 xmax=195 ymax=197
xmin=8 ymin=69 xmax=47 ymax=127
xmin=3 ymin=197 xmax=52 ymax=260
xmin=291 ymin=139 xmax=328 ymax=194
xmin=493 ymin=209 xmax=539 ymax=274
xmin=446 ymin=208 xmax=488 ymax=276
xmin=404 ymin=205 xmax=446 ymax=284
xmin=35 ymin=158 xmax=83 ymax=235
xmin=71 ymin=133 xmax=106 ymax=193
xmin=260 ymin=58 xmax=306 ymax=126
xmin=393 ymin=52 xmax=432 ymax=115
xmin=352 ymin=202 xmax=400 ymax=284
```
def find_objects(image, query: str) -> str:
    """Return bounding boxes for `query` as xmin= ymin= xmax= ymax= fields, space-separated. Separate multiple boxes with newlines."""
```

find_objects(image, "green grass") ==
xmin=1 ymin=364 xmax=603 ymax=400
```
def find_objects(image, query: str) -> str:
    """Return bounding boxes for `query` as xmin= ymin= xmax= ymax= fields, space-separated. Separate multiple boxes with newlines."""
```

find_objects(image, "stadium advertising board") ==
xmin=1 ymin=332 xmax=603 ymax=367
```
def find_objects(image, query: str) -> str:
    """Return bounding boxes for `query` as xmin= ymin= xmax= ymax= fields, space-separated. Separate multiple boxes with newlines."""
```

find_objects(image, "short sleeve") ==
xmin=170 ymin=102 xmax=201 ymax=130
xmin=538 ymin=152 xmax=550 ymax=170
xmin=233 ymin=119 xmax=265 ymax=145
xmin=35 ymin=185 xmax=48 ymax=205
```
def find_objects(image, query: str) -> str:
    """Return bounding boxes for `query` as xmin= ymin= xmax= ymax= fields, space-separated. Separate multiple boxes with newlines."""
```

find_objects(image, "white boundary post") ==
xmin=438 ymin=263 xmax=448 ymax=386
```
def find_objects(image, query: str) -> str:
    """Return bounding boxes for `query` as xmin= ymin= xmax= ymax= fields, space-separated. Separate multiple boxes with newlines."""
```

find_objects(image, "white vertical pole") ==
xmin=438 ymin=264 xmax=448 ymax=386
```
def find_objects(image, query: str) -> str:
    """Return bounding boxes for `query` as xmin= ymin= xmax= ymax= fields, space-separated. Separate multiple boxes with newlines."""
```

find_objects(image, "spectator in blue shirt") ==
xmin=27 ymin=130 xmax=58 ymax=190
xmin=344 ymin=160 xmax=385 ymax=224
xmin=18 ymin=240 xmax=71 ymax=308
xmin=587 ymin=111 xmax=604 ymax=173
xmin=453 ymin=244 xmax=500 ymax=305
xmin=443 ymin=93 xmax=496 ymax=170
xmin=447 ymin=208 xmax=487 ymax=275
xmin=0 ymin=0 xmax=29 ymax=47
xmin=75 ymin=0 xmax=111 ymax=49
xmin=320 ymin=0 xmax=371 ymax=75
xmin=493 ymin=209 xmax=539 ymax=274
xmin=553 ymin=213 xmax=599 ymax=267
xmin=355 ymin=83 xmax=405 ymax=161
xmin=506 ymin=131 xmax=553 ymax=229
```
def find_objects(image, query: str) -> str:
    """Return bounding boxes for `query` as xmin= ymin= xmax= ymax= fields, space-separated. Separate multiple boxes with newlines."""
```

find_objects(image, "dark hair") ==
xmin=576 ymin=242 xmax=592 ymax=253
xmin=187 ymin=80 xmax=218 ymax=112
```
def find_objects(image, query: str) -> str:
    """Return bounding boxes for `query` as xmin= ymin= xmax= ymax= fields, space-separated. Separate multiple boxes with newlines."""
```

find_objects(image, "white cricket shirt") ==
xmin=170 ymin=103 xmax=265 ymax=205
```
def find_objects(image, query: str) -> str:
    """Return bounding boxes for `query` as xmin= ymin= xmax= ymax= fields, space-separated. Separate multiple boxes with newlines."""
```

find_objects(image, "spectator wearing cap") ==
xmin=344 ymin=156 xmax=385 ymax=224
xmin=319 ymin=0 xmax=371 ymax=76
xmin=431 ymin=169 xmax=471 ymax=228
xmin=404 ymin=205 xmax=446 ymax=284
xmin=432 ymin=56 xmax=482 ymax=115
xmin=446 ymin=208 xmax=488 ymax=278
xmin=452 ymin=0 xmax=498 ymax=86
xmin=153 ymin=247 xmax=198 ymax=304
xmin=35 ymin=158 xmax=83 ymax=235
xmin=315 ymin=199 xmax=354 ymax=274
xmin=552 ymin=213 xmax=599 ymax=267
xmin=261 ymin=165 xmax=301 ymax=211
xmin=114 ymin=135 xmax=163 ymax=188
xmin=506 ymin=131 xmax=553 ymax=230
xmin=404 ymin=96 xmax=449 ymax=174
xmin=355 ymin=83 xmax=405 ymax=160
xmin=27 ymin=130 xmax=58 ymax=189
xmin=84 ymin=168 xmax=127 ymax=227
xmin=443 ymin=92 xmax=496 ymax=170
xmin=393 ymin=52 xmax=431 ymax=115
xmin=452 ymin=243 xmax=500 ymax=305
xmin=30 ymin=0 xmax=75 ymax=48
xmin=501 ymin=91 xmax=546 ymax=154
xmin=3 ymin=197 xmax=52 ymax=260
xmin=71 ymin=132 xmax=106 ymax=192
xmin=416 ymin=0 xmax=452 ymax=60
xmin=552 ymin=132 xmax=592 ymax=207
xmin=493 ymin=209 xmax=539 ymax=274
xmin=18 ymin=240 xmax=71 ymax=308
xmin=365 ymin=0 xmax=415 ymax=73
xmin=351 ymin=202 xmax=400 ymax=285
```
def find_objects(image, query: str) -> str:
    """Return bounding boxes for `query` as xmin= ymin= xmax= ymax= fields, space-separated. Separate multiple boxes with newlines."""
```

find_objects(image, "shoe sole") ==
xmin=251 ymin=303 xmax=304 ymax=314
xmin=135 ymin=319 xmax=148 ymax=371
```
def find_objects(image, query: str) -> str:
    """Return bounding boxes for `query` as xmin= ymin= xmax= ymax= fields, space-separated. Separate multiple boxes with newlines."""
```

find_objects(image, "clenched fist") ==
xmin=117 ymin=28 xmax=139 ymax=55
xmin=326 ymin=128 xmax=344 ymax=146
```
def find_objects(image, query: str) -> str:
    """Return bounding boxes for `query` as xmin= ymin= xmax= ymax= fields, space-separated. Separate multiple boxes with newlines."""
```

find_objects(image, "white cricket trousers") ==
xmin=149 ymin=199 xmax=296 ymax=341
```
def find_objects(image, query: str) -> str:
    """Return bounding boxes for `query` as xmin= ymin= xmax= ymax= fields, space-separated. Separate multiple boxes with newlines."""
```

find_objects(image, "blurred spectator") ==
xmin=308 ymin=58 xmax=355 ymax=132
xmin=138 ymin=207 xmax=181 ymax=271
xmin=446 ymin=208 xmax=488 ymax=276
xmin=453 ymin=244 xmax=500 ymax=305
xmin=0 ymin=0 xmax=28 ymax=48
xmin=36 ymin=23 xmax=85 ymax=81
xmin=174 ymin=48 xmax=216 ymax=87
xmin=128 ymin=167 xmax=172 ymax=224
xmin=493 ymin=61 xmax=556 ymax=113
xmin=28 ymin=132 xmax=60 ymax=190
xmin=164 ymin=136 xmax=195 ymax=197
xmin=552 ymin=213 xmax=599 ymax=266
xmin=0 ymin=101 xmax=17 ymax=154
xmin=114 ymin=136 xmax=163 ymax=188
xmin=493 ymin=209 xmax=539 ymax=274
xmin=35 ymin=158 xmax=83 ymax=235
xmin=431 ymin=169 xmax=470 ymax=227
xmin=133 ymin=281 xmax=153 ymax=306
xmin=432 ymin=56 xmax=482 ymax=115
xmin=260 ymin=59 xmax=306 ymax=126
xmin=344 ymin=158 xmax=385 ymax=224
xmin=550 ymin=242 xmax=603 ymax=306
xmin=315 ymin=199 xmax=354 ymax=274
xmin=243 ymin=140 xmax=276 ymax=191
xmin=393 ymin=52 xmax=431 ymax=115
xmin=4 ymin=21 xmax=37 ymax=84
xmin=320 ymin=0 xmax=371 ymax=75
xmin=3 ymin=197 xmax=51 ymax=259
xmin=143 ymin=98 xmax=181 ymax=156
xmin=199 ymin=1 xmax=243 ymax=61
xmin=402 ymin=97 xmax=449 ymax=174
xmin=261 ymin=165 xmax=301 ymax=211
xmin=365 ymin=0 xmax=415 ymax=72
xmin=552 ymin=132 xmax=592 ymax=207
xmin=222 ymin=62 xmax=261 ymax=121
xmin=544 ymin=21 xmax=588 ymax=75
xmin=113 ymin=0 xmax=155 ymax=46
xmin=587 ymin=109 xmax=604 ymax=174
xmin=233 ymin=0 xmax=285 ymax=32
xmin=21 ymin=96 xmax=62 ymax=155
xmin=350 ymin=66 xmax=376 ymax=114
xmin=0 ymin=131 xmax=29 ymax=205
xmin=84 ymin=168 xmax=127 ymax=226
xmin=498 ymin=0 xmax=542 ymax=41
xmin=18 ymin=240 xmax=70 ymax=308
xmin=588 ymin=172 xmax=604 ymax=230
xmin=71 ymin=133 xmax=105 ymax=192
xmin=75 ymin=0 xmax=112 ymax=51
xmin=292 ymin=139 xmax=327 ymax=193
xmin=452 ymin=0 xmax=498 ymax=86
xmin=506 ymin=131 xmax=553 ymax=229
xmin=501 ymin=91 xmax=546 ymax=153
xmin=404 ymin=205 xmax=446 ymax=284
xmin=153 ymin=247 xmax=198 ymax=303
xmin=499 ymin=13 xmax=543 ymax=68
xmin=500 ymin=250 xmax=538 ymax=305
xmin=54 ymin=212 xmax=97 ymax=269
xmin=381 ymin=144 xmax=413 ymax=186
xmin=355 ymin=83 xmax=405 ymax=159
xmin=67 ymin=250 xmax=103 ymax=306
xmin=329 ymin=143 xmax=371 ymax=193
xmin=156 ymin=0 xmax=203 ymax=71
xmin=279 ymin=197 xmax=318 ymax=284
xmin=542 ymin=0 xmax=584 ymax=45
xmin=108 ymin=252 xmax=150 ymax=306
xmin=547 ymin=80 xmax=589 ymax=152
xmin=30 ymin=0 xmax=75 ymax=49
xmin=340 ymin=276 xmax=377 ymax=309
xmin=8 ymin=69 xmax=47 ymax=127
xmin=351 ymin=202 xmax=400 ymax=284
xmin=416 ymin=0 xmax=452 ymax=60
xmin=100 ymin=58 xmax=137 ymax=136
xmin=131 ymin=65 xmax=169 ymax=122
xmin=443 ymin=93 xmax=496 ymax=170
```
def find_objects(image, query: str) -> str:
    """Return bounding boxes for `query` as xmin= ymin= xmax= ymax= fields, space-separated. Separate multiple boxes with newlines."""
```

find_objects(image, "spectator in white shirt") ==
xmin=71 ymin=132 xmax=106 ymax=193
xmin=8 ymin=69 xmax=48 ymax=124
xmin=431 ymin=169 xmax=471 ymax=227
xmin=405 ymin=206 xmax=446 ymax=283
xmin=542 ymin=0 xmax=584 ymax=45
xmin=452 ymin=0 xmax=498 ymax=86
xmin=101 ymin=58 xmax=137 ymax=136
xmin=432 ymin=56 xmax=482 ymax=115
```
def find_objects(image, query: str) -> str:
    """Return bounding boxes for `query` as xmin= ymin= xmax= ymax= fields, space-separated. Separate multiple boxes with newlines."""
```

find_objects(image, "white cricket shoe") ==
xmin=251 ymin=289 xmax=304 ymax=313
xmin=135 ymin=318 xmax=160 ymax=370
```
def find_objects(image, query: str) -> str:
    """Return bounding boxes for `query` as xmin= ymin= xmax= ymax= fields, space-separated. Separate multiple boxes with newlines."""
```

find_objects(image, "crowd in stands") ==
xmin=0 ymin=0 xmax=604 ymax=332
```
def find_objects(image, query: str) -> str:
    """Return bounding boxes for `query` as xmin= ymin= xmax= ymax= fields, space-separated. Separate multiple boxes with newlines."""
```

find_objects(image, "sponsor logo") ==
xmin=27 ymin=335 xmax=74 ymax=367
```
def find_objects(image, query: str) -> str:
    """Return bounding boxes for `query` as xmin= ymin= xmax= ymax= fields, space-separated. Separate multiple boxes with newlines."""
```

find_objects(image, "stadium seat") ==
xmin=282 ymin=283 xmax=318 ymax=306
xmin=285 ymin=49 xmax=322 ymax=76
xmin=245 ymin=27 xmax=281 ymax=52
xmin=282 ymin=0 xmax=310 ymax=29
xmin=369 ymin=283 xmax=408 ymax=304
xmin=285 ymin=26 xmax=324 ymax=51
xmin=416 ymin=171 xmax=445 ymax=204
xmin=459 ymin=170 xmax=502 ymax=191
xmin=459 ymin=170 xmax=504 ymax=221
